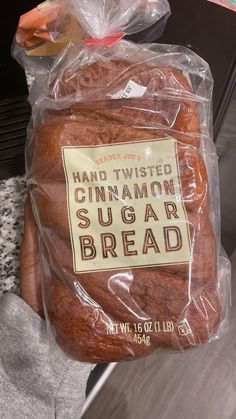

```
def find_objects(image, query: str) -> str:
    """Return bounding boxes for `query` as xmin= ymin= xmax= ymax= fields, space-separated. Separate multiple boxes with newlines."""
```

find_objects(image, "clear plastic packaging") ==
xmin=69 ymin=0 xmax=170 ymax=38
xmin=13 ymin=0 xmax=83 ymax=77
xmin=15 ymin=0 xmax=231 ymax=363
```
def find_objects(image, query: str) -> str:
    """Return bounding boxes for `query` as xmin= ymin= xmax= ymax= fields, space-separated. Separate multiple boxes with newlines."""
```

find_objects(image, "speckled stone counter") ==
xmin=0 ymin=176 xmax=26 ymax=296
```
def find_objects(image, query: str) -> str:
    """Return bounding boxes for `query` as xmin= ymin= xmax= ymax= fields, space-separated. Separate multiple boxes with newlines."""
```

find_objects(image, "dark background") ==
xmin=0 ymin=1 xmax=38 ymax=99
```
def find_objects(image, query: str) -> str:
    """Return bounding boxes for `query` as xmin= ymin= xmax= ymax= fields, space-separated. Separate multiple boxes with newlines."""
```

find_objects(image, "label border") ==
xmin=61 ymin=137 xmax=191 ymax=274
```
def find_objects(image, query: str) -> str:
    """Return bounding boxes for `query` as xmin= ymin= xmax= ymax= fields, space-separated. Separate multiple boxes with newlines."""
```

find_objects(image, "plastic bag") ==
xmin=13 ymin=0 xmax=169 ymax=76
xmin=12 ymin=0 xmax=85 ymax=81
xmin=15 ymin=0 xmax=230 ymax=363
xmin=69 ymin=0 xmax=170 ymax=38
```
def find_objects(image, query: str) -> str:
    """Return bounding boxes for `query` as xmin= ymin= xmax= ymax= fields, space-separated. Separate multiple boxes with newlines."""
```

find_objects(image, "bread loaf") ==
xmin=30 ymin=60 xmax=221 ymax=362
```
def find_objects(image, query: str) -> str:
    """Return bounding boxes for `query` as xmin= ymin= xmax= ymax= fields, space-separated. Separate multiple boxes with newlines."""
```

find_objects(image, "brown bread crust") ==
xmin=30 ymin=61 xmax=220 ymax=362
xmin=46 ymin=273 xmax=220 ymax=362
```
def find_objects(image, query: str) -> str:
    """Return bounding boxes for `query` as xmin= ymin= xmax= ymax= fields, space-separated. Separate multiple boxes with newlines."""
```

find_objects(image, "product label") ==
xmin=112 ymin=80 xmax=147 ymax=99
xmin=62 ymin=138 xmax=190 ymax=274
xmin=106 ymin=319 xmax=192 ymax=345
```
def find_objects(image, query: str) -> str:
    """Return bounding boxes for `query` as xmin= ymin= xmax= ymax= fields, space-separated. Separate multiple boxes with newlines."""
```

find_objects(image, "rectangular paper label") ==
xmin=112 ymin=80 xmax=147 ymax=99
xmin=62 ymin=138 xmax=191 ymax=273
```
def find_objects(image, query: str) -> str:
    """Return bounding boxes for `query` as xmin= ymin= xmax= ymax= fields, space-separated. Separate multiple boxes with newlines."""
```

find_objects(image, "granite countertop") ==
xmin=0 ymin=70 xmax=33 ymax=296
xmin=0 ymin=176 xmax=26 ymax=296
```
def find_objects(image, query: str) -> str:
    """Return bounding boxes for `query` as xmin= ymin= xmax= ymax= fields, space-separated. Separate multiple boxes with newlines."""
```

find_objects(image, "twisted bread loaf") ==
xmin=30 ymin=61 xmax=220 ymax=362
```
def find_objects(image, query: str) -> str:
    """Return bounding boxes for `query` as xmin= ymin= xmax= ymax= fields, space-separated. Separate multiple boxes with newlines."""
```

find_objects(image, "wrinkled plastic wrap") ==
xmin=13 ymin=0 xmax=170 ymax=74
xmin=69 ymin=0 xmax=170 ymax=37
xmin=15 ymin=0 xmax=230 ymax=363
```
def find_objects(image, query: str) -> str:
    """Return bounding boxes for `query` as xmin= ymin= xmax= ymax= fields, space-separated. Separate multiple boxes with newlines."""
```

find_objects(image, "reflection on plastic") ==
xmin=13 ymin=0 xmax=231 ymax=364
xmin=208 ymin=0 xmax=236 ymax=12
